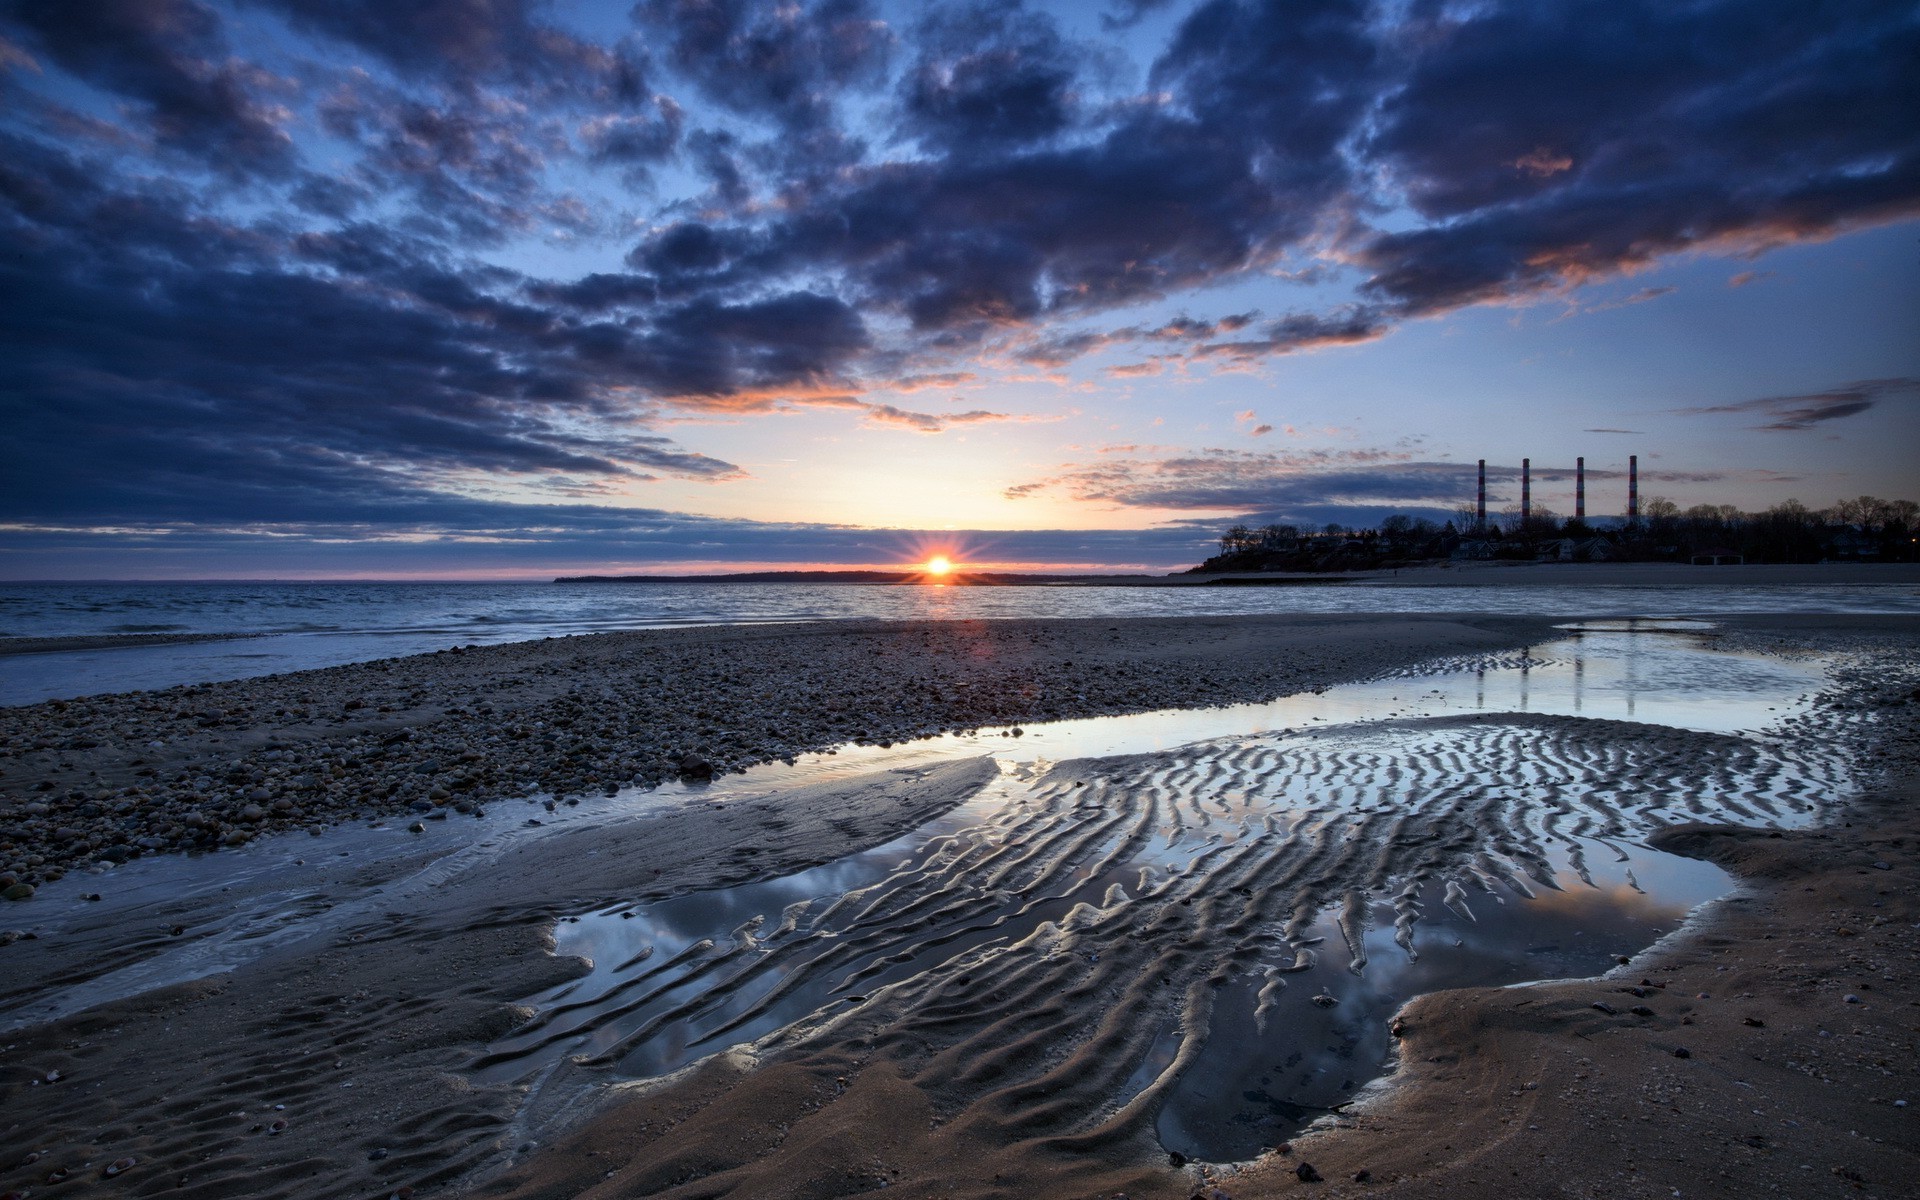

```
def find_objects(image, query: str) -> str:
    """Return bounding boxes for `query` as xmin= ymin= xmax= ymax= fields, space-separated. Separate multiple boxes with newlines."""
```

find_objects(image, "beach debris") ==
xmin=1742 ymin=1017 xmax=1766 ymax=1027
xmin=46 ymin=1166 xmax=70 ymax=1183
xmin=1591 ymin=1002 xmax=1617 ymax=1015
xmin=269 ymin=1118 xmax=288 ymax=1134
xmin=1294 ymin=1161 xmax=1322 ymax=1182
xmin=1310 ymin=991 xmax=1339 ymax=1009
xmin=1168 ymin=1151 xmax=1188 ymax=1168
xmin=104 ymin=1157 xmax=138 ymax=1177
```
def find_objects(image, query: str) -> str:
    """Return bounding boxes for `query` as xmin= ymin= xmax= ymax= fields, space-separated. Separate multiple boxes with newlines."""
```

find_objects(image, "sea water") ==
xmin=2 ymin=577 xmax=1916 ymax=704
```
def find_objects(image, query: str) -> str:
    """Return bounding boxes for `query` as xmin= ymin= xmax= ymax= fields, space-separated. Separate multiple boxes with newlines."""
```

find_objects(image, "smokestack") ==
xmin=1576 ymin=457 xmax=1586 ymax=520
xmin=1521 ymin=458 xmax=1531 ymax=523
xmin=1628 ymin=454 xmax=1639 ymax=520
xmin=1476 ymin=459 xmax=1486 ymax=531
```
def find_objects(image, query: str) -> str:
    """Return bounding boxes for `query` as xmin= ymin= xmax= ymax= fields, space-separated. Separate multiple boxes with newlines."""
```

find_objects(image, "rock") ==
xmin=2 ymin=883 xmax=33 ymax=901
xmin=1591 ymin=1001 xmax=1617 ymax=1015
xmin=1673 ymin=1047 xmax=1691 ymax=1058
xmin=677 ymin=753 xmax=715 ymax=780
xmin=1295 ymin=1162 xmax=1322 ymax=1183
xmin=1310 ymin=992 xmax=1339 ymax=1008
xmin=1352 ymin=1169 xmax=1372 ymax=1182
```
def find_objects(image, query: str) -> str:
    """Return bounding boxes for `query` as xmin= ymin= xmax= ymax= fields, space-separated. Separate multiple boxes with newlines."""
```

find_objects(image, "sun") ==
xmin=925 ymin=555 xmax=953 ymax=576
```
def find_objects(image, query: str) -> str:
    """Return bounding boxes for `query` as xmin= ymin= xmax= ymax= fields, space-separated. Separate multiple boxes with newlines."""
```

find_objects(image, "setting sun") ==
xmin=926 ymin=555 xmax=953 ymax=576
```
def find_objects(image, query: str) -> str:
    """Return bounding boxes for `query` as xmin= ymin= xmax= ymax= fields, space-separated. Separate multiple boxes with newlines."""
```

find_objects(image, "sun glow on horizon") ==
xmin=925 ymin=555 xmax=953 ymax=576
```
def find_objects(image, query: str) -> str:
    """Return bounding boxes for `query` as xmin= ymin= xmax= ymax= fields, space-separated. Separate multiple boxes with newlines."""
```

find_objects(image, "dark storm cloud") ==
xmin=1355 ymin=0 xmax=1920 ymax=316
xmin=1673 ymin=378 xmax=1919 ymax=432
xmin=609 ymin=0 xmax=1377 ymax=336
xmin=633 ymin=0 xmax=892 ymax=129
xmin=249 ymin=0 xmax=645 ymax=95
xmin=1 ymin=0 xmax=293 ymax=174
xmin=901 ymin=0 xmax=1080 ymax=152
xmin=0 ymin=136 xmax=746 ymax=530
xmin=563 ymin=292 xmax=871 ymax=402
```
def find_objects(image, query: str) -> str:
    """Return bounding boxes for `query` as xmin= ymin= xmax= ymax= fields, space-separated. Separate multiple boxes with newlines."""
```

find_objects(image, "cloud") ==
xmin=250 ymin=0 xmax=651 ymax=95
xmin=2 ymin=0 xmax=1916 ymax=574
xmin=1584 ymin=285 xmax=1675 ymax=312
xmin=856 ymin=403 xmax=1027 ymax=432
xmin=1727 ymin=270 xmax=1775 ymax=288
xmin=1672 ymin=378 xmax=1919 ymax=432
xmin=901 ymin=0 xmax=1081 ymax=152
xmin=1583 ymin=427 xmax=1645 ymax=434
xmin=1353 ymin=0 xmax=1920 ymax=317
xmin=633 ymin=0 xmax=893 ymax=130
xmin=3 ymin=0 xmax=294 ymax=175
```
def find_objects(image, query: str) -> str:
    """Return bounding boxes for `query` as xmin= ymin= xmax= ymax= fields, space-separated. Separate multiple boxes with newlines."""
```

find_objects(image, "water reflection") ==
xmin=481 ymin=627 xmax=1845 ymax=1161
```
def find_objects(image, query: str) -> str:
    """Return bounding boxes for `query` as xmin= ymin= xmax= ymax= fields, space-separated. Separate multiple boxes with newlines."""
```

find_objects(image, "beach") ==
xmin=1 ymin=610 xmax=1916 ymax=1199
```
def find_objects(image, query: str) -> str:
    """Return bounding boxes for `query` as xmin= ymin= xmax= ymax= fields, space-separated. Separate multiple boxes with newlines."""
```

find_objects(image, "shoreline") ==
xmin=0 ymin=613 xmax=1914 ymax=1200
xmin=0 ymin=613 xmax=1551 ymax=890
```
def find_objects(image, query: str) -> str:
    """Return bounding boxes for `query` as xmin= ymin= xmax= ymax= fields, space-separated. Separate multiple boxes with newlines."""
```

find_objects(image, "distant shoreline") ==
xmin=556 ymin=561 xmax=1920 ymax=587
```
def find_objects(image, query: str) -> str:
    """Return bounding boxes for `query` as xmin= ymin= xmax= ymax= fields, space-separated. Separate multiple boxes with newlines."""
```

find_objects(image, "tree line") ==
xmin=1204 ymin=495 xmax=1919 ymax=571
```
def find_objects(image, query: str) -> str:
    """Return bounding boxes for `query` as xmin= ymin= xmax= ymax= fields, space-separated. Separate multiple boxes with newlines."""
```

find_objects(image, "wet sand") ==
xmin=0 ymin=613 xmax=1915 ymax=1200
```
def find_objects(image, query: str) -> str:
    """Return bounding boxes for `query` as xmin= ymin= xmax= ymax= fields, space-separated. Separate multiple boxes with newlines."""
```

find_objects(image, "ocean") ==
xmin=3 ymin=577 xmax=1917 ymax=705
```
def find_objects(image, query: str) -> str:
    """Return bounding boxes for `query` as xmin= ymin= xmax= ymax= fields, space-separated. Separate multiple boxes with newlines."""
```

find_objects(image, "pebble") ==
xmin=1294 ymin=1162 xmax=1322 ymax=1183
xmin=0 ymin=621 xmax=1476 ymax=888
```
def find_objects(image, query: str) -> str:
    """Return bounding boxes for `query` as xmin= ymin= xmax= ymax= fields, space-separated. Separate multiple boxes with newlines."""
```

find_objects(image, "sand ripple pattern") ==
xmin=482 ymin=706 xmax=1851 ymax=1152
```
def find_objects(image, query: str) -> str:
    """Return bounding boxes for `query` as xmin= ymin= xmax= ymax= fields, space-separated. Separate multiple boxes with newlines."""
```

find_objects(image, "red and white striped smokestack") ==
xmin=1576 ymin=457 xmax=1585 ymax=520
xmin=1521 ymin=458 xmax=1530 ymax=522
xmin=1628 ymin=454 xmax=1639 ymax=520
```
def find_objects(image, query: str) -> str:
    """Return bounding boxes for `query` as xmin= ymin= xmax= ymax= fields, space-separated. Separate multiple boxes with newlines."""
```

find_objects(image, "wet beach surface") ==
xmin=0 ymin=614 xmax=1915 ymax=1200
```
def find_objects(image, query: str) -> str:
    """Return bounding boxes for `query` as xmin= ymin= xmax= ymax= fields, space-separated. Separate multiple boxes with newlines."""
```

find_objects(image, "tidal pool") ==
xmin=482 ymin=625 xmax=1850 ymax=1160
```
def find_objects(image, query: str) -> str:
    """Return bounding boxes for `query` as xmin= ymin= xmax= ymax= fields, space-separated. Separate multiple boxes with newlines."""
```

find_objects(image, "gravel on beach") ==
xmin=0 ymin=613 xmax=1549 ymax=891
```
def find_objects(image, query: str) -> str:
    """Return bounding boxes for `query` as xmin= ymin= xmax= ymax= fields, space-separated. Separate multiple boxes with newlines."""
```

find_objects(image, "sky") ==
xmin=0 ymin=0 xmax=1915 ymax=579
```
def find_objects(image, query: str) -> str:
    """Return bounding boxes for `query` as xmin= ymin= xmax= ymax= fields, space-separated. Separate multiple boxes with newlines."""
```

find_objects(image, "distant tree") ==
xmin=1256 ymin=523 xmax=1299 ymax=549
xmin=1219 ymin=524 xmax=1255 ymax=555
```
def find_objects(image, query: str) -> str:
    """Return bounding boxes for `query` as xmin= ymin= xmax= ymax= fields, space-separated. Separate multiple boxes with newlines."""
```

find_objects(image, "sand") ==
xmin=0 ymin=613 xmax=1550 ymax=890
xmin=1 ymin=612 xmax=1915 ymax=1200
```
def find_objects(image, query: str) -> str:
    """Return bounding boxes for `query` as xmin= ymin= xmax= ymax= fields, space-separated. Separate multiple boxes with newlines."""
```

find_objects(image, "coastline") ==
xmin=0 ymin=612 xmax=1913 ymax=1200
